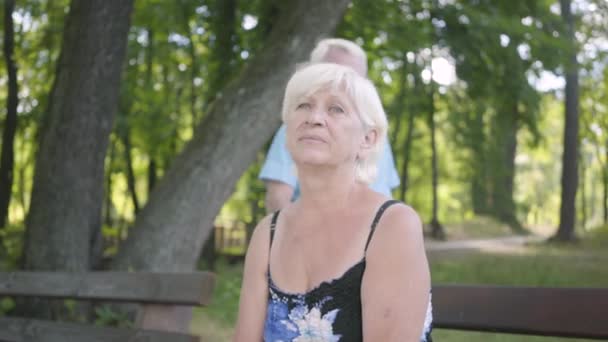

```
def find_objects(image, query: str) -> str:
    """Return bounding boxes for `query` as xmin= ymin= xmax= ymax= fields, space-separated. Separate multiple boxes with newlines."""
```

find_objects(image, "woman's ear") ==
xmin=359 ymin=128 xmax=378 ymax=158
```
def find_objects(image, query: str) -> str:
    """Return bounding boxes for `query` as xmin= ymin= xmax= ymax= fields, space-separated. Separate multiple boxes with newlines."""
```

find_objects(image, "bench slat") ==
xmin=0 ymin=316 xmax=199 ymax=342
xmin=0 ymin=272 xmax=215 ymax=306
xmin=432 ymin=285 xmax=608 ymax=340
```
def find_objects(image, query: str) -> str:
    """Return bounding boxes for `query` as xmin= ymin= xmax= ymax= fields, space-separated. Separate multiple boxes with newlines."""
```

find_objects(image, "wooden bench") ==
xmin=432 ymin=285 xmax=608 ymax=340
xmin=0 ymin=271 xmax=215 ymax=342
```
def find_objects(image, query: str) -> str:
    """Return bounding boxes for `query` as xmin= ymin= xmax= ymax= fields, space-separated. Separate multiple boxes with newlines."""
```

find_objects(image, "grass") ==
xmin=191 ymin=259 xmax=243 ymax=341
xmin=437 ymin=215 xmax=517 ymax=240
xmin=191 ymin=225 xmax=608 ymax=342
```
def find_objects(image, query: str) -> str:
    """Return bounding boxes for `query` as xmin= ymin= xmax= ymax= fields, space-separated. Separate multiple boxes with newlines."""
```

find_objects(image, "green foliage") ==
xmin=197 ymin=257 xmax=243 ymax=325
xmin=431 ymin=250 xmax=608 ymax=287
xmin=432 ymin=238 xmax=608 ymax=342
xmin=434 ymin=329 xmax=599 ymax=342
xmin=2 ymin=0 xmax=69 ymax=227
xmin=2 ymin=0 xmax=606 ymax=333
xmin=43 ymin=299 xmax=92 ymax=323
xmin=94 ymin=305 xmax=134 ymax=328
xmin=0 ymin=223 xmax=24 ymax=271
xmin=216 ymin=152 xmax=266 ymax=229
xmin=2 ymin=0 xmax=607 ymax=267
xmin=577 ymin=223 xmax=608 ymax=249
xmin=0 ymin=298 xmax=16 ymax=316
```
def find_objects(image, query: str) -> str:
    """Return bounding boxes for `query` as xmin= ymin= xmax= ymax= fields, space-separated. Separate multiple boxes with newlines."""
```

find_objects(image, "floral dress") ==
xmin=263 ymin=200 xmax=433 ymax=342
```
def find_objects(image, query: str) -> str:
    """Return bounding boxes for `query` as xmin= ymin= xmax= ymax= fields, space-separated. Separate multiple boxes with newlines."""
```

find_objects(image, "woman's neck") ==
xmin=295 ymin=163 xmax=362 ymax=214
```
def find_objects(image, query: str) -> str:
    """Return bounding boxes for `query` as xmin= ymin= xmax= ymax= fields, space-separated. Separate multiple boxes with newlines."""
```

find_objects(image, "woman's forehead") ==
xmin=303 ymin=86 xmax=350 ymax=100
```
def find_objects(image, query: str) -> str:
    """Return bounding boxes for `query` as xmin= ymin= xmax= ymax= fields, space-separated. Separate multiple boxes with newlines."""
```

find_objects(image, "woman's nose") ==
xmin=305 ymin=108 xmax=325 ymax=126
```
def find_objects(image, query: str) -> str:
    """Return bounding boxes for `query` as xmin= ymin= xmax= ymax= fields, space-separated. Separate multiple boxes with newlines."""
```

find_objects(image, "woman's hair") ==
xmin=281 ymin=63 xmax=388 ymax=184
xmin=310 ymin=38 xmax=368 ymax=75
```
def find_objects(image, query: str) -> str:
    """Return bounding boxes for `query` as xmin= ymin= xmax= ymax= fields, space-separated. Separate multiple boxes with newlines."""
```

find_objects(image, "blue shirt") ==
xmin=259 ymin=125 xmax=400 ymax=198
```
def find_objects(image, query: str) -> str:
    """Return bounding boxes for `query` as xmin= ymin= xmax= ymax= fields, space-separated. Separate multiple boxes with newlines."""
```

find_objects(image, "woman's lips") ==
xmin=298 ymin=134 xmax=327 ymax=143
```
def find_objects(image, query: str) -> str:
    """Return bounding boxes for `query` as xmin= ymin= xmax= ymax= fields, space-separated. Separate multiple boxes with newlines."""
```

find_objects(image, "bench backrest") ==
xmin=432 ymin=285 xmax=608 ymax=340
xmin=0 ymin=316 xmax=198 ymax=342
xmin=0 ymin=271 xmax=215 ymax=305
xmin=0 ymin=271 xmax=215 ymax=342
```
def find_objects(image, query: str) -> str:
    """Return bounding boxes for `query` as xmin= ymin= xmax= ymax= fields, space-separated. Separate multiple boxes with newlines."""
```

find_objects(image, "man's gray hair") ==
xmin=310 ymin=38 xmax=367 ymax=71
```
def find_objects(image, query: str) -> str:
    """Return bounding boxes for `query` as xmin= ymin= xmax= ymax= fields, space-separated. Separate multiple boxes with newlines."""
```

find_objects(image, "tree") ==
xmin=554 ymin=0 xmax=580 ymax=241
xmin=427 ymin=2 xmax=446 ymax=239
xmin=392 ymin=56 xmax=417 ymax=202
xmin=428 ymin=65 xmax=445 ymax=239
xmin=203 ymin=0 xmax=240 ymax=270
xmin=207 ymin=0 xmax=238 ymax=100
xmin=438 ymin=0 xmax=561 ymax=230
xmin=112 ymin=0 xmax=352 ymax=272
xmin=21 ymin=0 xmax=133 ymax=317
xmin=0 ymin=0 xmax=19 ymax=229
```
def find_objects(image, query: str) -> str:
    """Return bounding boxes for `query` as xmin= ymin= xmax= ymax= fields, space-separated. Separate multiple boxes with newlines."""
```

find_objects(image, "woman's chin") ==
xmin=292 ymin=154 xmax=330 ymax=167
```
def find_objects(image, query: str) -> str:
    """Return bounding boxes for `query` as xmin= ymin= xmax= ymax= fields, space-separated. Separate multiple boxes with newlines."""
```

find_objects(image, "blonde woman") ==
xmin=259 ymin=38 xmax=400 ymax=213
xmin=234 ymin=63 xmax=432 ymax=342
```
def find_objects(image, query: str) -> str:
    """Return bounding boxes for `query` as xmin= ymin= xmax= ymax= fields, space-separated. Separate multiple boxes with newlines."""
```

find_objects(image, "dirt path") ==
xmin=424 ymin=235 xmax=546 ymax=257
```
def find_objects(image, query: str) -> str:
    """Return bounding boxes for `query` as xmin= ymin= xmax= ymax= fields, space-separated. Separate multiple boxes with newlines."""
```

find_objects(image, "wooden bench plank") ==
xmin=0 ymin=316 xmax=199 ymax=342
xmin=432 ymin=285 xmax=608 ymax=340
xmin=0 ymin=272 xmax=215 ymax=306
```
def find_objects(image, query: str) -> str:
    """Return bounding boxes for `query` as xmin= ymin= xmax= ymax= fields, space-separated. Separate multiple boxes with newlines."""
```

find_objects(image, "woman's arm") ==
xmin=233 ymin=215 xmax=272 ymax=342
xmin=361 ymin=204 xmax=431 ymax=341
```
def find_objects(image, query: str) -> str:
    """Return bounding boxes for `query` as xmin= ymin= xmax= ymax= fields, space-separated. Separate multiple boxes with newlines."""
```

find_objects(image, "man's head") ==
xmin=309 ymin=38 xmax=368 ymax=77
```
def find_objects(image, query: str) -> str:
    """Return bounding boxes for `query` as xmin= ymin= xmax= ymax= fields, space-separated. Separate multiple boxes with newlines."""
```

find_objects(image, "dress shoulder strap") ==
xmin=364 ymin=200 xmax=400 ymax=252
xmin=269 ymin=210 xmax=280 ymax=251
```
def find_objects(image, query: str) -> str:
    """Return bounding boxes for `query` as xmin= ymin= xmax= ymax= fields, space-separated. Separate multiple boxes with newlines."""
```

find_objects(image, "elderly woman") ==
xmin=234 ymin=63 xmax=432 ymax=342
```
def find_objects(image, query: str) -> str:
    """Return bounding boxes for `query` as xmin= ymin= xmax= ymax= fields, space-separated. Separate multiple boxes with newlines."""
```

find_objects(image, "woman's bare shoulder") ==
xmin=369 ymin=202 xmax=424 ymax=252
xmin=383 ymin=202 xmax=422 ymax=226
xmin=249 ymin=213 xmax=274 ymax=250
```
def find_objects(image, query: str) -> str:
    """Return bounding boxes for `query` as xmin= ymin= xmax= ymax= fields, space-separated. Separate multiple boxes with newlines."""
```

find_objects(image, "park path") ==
xmin=424 ymin=234 xmax=546 ymax=256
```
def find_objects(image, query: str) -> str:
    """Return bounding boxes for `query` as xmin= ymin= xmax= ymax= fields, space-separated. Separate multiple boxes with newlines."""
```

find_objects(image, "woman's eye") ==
xmin=329 ymin=105 xmax=345 ymax=114
xmin=296 ymin=103 xmax=311 ymax=110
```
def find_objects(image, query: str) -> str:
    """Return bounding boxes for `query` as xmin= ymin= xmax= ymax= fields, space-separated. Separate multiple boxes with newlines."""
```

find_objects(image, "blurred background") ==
xmin=0 ymin=0 xmax=607 ymax=341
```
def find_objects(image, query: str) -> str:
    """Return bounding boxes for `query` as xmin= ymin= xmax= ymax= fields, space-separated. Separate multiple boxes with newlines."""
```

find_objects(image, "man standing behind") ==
xmin=259 ymin=38 xmax=400 ymax=212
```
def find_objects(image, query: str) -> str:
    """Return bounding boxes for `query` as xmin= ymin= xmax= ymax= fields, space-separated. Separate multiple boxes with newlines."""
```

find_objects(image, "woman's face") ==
xmin=285 ymin=87 xmax=367 ymax=169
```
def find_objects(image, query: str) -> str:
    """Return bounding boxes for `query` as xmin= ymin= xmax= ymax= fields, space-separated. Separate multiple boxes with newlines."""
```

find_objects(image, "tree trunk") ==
xmin=198 ymin=0 xmax=240 ymax=272
xmin=17 ymin=153 xmax=28 ymax=220
xmin=554 ymin=0 xmax=579 ymax=242
xmin=148 ymin=158 xmax=157 ymax=195
xmin=389 ymin=56 xmax=410 ymax=148
xmin=399 ymin=60 xmax=419 ymax=202
xmin=104 ymin=141 xmax=115 ymax=227
xmin=579 ymin=153 xmax=586 ymax=230
xmin=112 ymin=0 xmax=351 ymax=273
xmin=490 ymin=102 xmax=523 ymax=231
xmin=428 ymin=79 xmax=445 ymax=240
xmin=122 ymin=128 xmax=140 ymax=214
xmin=0 ymin=0 xmax=19 ymax=229
xmin=143 ymin=27 xmax=158 ymax=199
xmin=200 ymin=228 xmax=216 ymax=271
xmin=94 ymin=139 xmax=117 ymax=270
xmin=470 ymin=106 xmax=490 ymax=215
xmin=388 ymin=56 xmax=412 ymax=202
xmin=21 ymin=0 xmax=133 ymax=318
xmin=258 ymin=0 xmax=284 ymax=38
xmin=602 ymin=139 xmax=608 ymax=224
xmin=207 ymin=0 xmax=238 ymax=103
xmin=390 ymin=100 xmax=403 ymax=150
xmin=604 ymin=174 xmax=607 ymax=224
xmin=179 ymin=1 xmax=200 ymax=126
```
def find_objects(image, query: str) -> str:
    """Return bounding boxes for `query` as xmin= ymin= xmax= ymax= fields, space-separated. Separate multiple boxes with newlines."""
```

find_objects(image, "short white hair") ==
xmin=310 ymin=38 xmax=367 ymax=74
xmin=281 ymin=63 xmax=387 ymax=184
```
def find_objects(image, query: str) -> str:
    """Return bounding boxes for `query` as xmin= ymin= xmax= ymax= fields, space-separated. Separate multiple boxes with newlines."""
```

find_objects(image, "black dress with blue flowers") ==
xmin=263 ymin=200 xmax=433 ymax=342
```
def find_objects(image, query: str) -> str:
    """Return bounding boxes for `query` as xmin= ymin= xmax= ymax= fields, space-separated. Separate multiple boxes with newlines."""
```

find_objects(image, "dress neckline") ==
xmin=268 ymin=258 xmax=366 ymax=297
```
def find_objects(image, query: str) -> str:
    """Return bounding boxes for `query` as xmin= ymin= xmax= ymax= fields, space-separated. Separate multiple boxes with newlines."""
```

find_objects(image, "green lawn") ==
xmin=191 ymin=226 xmax=608 ymax=341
